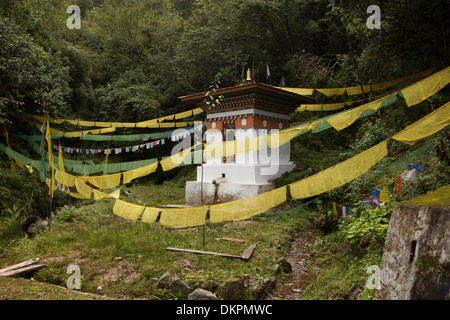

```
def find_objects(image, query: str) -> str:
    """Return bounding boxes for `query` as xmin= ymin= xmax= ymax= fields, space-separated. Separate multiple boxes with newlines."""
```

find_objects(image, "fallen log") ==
xmin=0 ymin=264 xmax=45 ymax=277
xmin=0 ymin=258 xmax=40 ymax=275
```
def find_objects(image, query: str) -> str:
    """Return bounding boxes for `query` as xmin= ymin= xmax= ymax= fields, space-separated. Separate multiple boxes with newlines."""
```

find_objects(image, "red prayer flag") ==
xmin=252 ymin=62 xmax=255 ymax=80
xmin=394 ymin=177 xmax=402 ymax=194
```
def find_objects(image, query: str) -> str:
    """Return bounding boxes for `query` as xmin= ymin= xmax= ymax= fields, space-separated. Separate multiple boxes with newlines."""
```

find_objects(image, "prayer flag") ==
xmin=407 ymin=163 xmax=424 ymax=172
xmin=333 ymin=202 xmax=338 ymax=219
xmin=394 ymin=177 xmax=402 ymax=194
xmin=379 ymin=188 xmax=390 ymax=203
xmin=252 ymin=61 xmax=255 ymax=80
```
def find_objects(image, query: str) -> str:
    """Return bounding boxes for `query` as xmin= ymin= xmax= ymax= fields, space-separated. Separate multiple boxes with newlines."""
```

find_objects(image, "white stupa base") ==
xmin=185 ymin=162 xmax=295 ymax=206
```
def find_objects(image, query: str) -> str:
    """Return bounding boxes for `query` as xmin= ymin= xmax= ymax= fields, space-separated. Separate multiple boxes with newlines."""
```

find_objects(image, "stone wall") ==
xmin=376 ymin=186 xmax=450 ymax=300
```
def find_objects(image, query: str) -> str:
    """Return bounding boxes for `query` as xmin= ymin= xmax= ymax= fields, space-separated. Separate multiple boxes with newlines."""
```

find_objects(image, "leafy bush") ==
xmin=338 ymin=202 xmax=394 ymax=245
xmin=56 ymin=205 xmax=83 ymax=223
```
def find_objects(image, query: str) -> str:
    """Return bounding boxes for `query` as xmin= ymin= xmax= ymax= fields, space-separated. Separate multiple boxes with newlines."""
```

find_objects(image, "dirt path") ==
xmin=267 ymin=229 xmax=318 ymax=300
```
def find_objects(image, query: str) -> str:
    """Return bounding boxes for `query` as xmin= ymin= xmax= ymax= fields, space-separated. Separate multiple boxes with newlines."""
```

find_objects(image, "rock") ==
xmin=376 ymin=187 xmax=450 ymax=300
xmin=21 ymin=216 xmax=37 ymax=232
xmin=97 ymin=286 xmax=102 ymax=290
xmin=251 ymin=278 xmax=277 ymax=300
xmin=176 ymin=259 xmax=195 ymax=270
xmin=277 ymin=257 xmax=292 ymax=273
xmin=251 ymin=283 xmax=265 ymax=300
xmin=157 ymin=271 xmax=172 ymax=289
xmin=26 ymin=223 xmax=45 ymax=235
xmin=302 ymin=220 xmax=315 ymax=230
xmin=263 ymin=278 xmax=277 ymax=293
xmin=188 ymin=288 xmax=217 ymax=300
xmin=272 ymin=264 xmax=281 ymax=275
xmin=221 ymin=279 xmax=246 ymax=300
xmin=171 ymin=278 xmax=193 ymax=297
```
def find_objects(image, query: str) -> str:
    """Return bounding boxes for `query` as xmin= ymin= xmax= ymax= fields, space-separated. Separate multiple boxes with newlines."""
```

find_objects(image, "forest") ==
xmin=0 ymin=0 xmax=449 ymax=301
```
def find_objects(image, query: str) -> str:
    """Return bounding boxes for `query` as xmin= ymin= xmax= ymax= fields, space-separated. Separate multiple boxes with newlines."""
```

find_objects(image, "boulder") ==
xmin=221 ymin=279 xmax=246 ymax=300
xmin=188 ymin=288 xmax=217 ymax=300
xmin=272 ymin=264 xmax=281 ymax=275
xmin=376 ymin=186 xmax=450 ymax=300
xmin=277 ymin=257 xmax=292 ymax=273
xmin=26 ymin=223 xmax=45 ymax=235
xmin=251 ymin=278 xmax=277 ymax=300
xmin=157 ymin=271 xmax=172 ymax=289
xmin=171 ymin=278 xmax=193 ymax=297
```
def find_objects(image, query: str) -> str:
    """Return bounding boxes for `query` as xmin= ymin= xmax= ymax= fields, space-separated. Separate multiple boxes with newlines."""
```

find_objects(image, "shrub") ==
xmin=338 ymin=202 xmax=394 ymax=245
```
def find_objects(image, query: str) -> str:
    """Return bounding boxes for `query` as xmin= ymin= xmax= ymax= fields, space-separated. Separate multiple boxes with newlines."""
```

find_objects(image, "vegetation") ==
xmin=0 ymin=0 xmax=449 ymax=300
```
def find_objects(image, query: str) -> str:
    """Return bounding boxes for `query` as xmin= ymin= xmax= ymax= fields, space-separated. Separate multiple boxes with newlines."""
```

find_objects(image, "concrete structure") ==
xmin=179 ymin=82 xmax=314 ymax=205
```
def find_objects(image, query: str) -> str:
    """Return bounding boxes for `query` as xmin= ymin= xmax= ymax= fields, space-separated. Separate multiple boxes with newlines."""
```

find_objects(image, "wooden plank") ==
xmin=166 ymin=247 xmax=242 ymax=259
xmin=0 ymin=258 xmax=40 ymax=275
xmin=215 ymin=237 xmax=245 ymax=243
xmin=0 ymin=264 xmax=45 ymax=277
xmin=241 ymin=243 xmax=257 ymax=260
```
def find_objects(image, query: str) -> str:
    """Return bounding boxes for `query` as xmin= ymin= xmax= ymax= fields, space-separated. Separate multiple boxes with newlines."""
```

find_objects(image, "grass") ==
xmin=0 ymin=181 xmax=312 ymax=300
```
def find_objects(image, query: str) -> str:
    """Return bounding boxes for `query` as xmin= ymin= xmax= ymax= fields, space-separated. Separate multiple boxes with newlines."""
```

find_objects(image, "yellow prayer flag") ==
xmin=175 ymin=110 xmax=193 ymax=120
xmin=58 ymin=144 xmax=65 ymax=172
xmin=401 ymin=67 xmax=450 ymax=107
xmin=333 ymin=202 xmax=338 ymax=219
xmin=392 ymin=101 xmax=450 ymax=144
xmin=93 ymin=189 xmax=120 ymax=201
xmin=141 ymin=207 xmax=161 ymax=224
xmin=159 ymin=207 xmax=208 ymax=229
xmin=54 ymin=169 xmax=76 ymax=187
xmin=122 ymin=162 xmax=158 ymax=184
xmin=113 ymin=199 xmax=145 ymax=221
xmin=379 ymin=189 xmax=390 ymax=203
xmin=326 ymin=98 xmax=384 ymax=131
xmin=289 ymin=141 xmax=388 ymax=199
xmin=75 ymin=178 xmax=92 ymax=199
xmin=209 ymin=187 xmax=287 ymax=224
xmin=80 ymin=172 xmax=122 ymax=189
xmin=46 ymin=120 xmax=54 ymax=198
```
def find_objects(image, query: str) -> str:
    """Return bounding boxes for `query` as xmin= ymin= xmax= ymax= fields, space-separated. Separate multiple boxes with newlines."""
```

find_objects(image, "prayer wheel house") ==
xmin=179 ymin=82 xmax=315 ymax=206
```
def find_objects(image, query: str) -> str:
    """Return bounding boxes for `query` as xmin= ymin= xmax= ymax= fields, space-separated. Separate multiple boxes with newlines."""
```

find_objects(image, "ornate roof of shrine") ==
xmin=179 ymin=82 xmax=315 ymax=116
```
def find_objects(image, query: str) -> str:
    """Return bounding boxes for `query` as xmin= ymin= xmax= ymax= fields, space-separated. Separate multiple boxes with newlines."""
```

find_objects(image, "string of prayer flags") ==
xmin=278 ymin=68 xmax=434 ymax=97
xmin=20 ymin=107 xmax=203 ymax=128
xmin=53 ymin=138 xmax=167 ymax=156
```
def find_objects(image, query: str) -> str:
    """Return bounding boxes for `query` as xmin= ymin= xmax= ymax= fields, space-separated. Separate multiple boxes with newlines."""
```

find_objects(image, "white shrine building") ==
xmin=179 ymin=82 xmax=315 ymax=206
